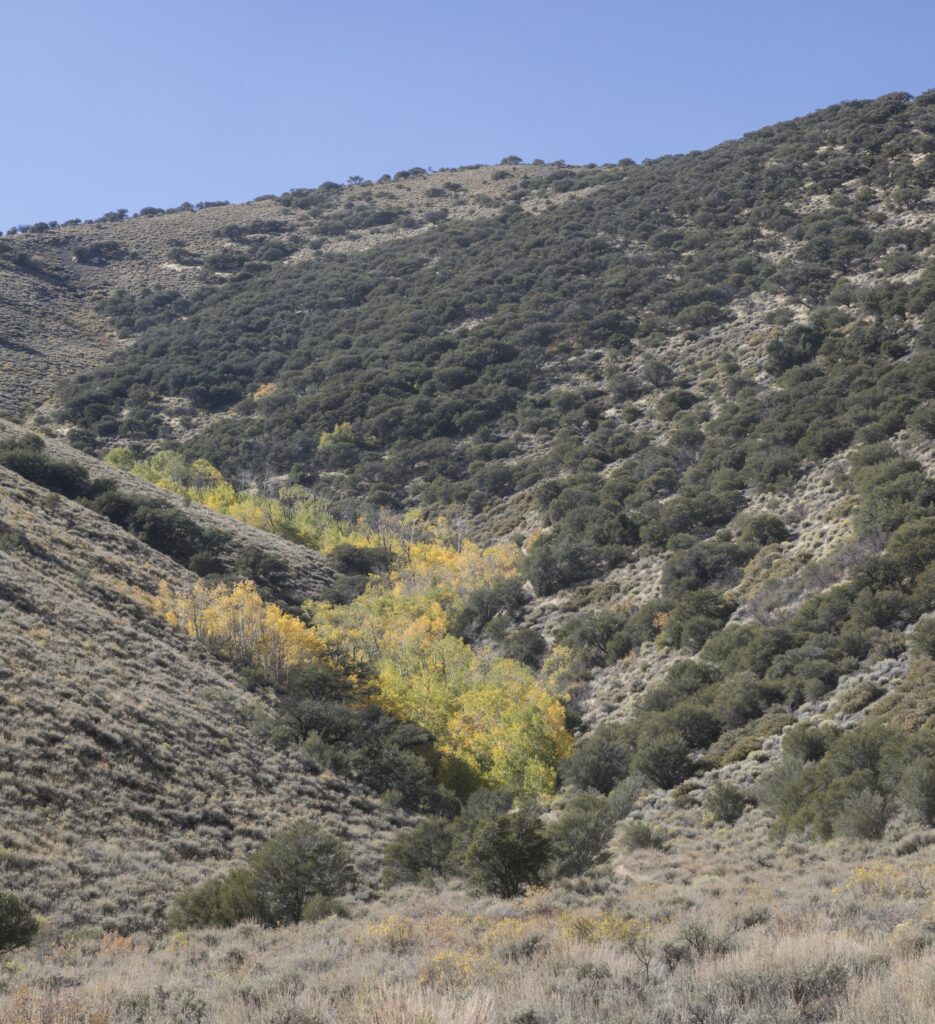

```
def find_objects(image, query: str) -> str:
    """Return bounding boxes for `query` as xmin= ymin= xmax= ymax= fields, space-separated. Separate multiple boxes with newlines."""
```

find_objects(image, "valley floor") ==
xmin=6 ymin=812 xmax=935 ymax=1024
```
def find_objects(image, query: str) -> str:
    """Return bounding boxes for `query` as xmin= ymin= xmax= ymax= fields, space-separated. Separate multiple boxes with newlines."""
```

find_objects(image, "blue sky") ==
xmin=2 ymin=0 xmax=934 ymax=226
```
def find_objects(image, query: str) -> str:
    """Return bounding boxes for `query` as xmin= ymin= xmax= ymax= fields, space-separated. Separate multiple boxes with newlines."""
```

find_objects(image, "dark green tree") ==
xmin=462 ymin=803 xmax=551 ymax=897
xmin=0 ymin=892 xmax=38 ymax=952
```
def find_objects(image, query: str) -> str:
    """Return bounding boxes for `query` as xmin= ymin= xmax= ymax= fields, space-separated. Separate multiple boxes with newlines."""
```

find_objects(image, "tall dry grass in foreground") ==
xmin=6 ymin=835 xmax=935 ymax=1024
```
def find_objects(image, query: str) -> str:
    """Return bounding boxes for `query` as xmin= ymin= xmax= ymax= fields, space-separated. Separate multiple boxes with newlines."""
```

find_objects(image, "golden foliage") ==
xmin=154 ymin=579 xmax=327 ymax=685
xmin=126 ymin=451 xmax=571 ymax=795
xmin=310 ymin=563 xmax=571 ymax=794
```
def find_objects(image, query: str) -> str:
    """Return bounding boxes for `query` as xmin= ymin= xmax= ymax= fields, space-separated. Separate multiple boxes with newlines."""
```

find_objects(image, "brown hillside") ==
xmin=0 ymin=462 xmax=399 ymax=932
xmin=0 ymin=418 xmax=332 ymax=604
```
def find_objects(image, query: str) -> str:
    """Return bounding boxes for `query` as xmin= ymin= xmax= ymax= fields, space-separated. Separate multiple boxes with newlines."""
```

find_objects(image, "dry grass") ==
xmin=0 ymin=419 xmax=333 ymax=605
xmin=5 ymin=826 xmax=935 ymax=1023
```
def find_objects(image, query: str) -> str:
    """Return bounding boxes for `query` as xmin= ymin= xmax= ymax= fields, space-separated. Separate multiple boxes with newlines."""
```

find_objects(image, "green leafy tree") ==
xmin=0 ymin=891 xmax=38 ymax=952
xmin=250 ymin=820 xmax=356 ymax=925
xmin=901 ymin=756 xmax=935 ymax=825
xmin=463 ymin=803 xmax=551 ymax=897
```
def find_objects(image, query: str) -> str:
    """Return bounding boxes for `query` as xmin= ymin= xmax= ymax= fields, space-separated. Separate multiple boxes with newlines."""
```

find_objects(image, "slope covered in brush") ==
xmin=54 ymin=92 xmax=935 ymax=516
xmin=0 ymin=432 xmax=404 ymax=931
xmin=26 ymin=92 xmax=935 ymax=808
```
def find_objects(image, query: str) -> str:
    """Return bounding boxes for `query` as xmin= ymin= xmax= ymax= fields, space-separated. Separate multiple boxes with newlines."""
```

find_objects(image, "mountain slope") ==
xmin=3 ymin=91 xmax=934 ymax=803
xmin=0 ymin=162 xmax=578 ymax=421
xmin=3 ymin=90 xmax=935 ymax=915
xmin=0 ymin=448 xmax=396 ymax=932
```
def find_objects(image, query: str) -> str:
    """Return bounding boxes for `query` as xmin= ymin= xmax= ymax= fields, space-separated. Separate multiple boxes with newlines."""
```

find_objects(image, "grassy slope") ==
xmin=0 ymin=458 xmax=398 ymax=932
xmin=6 ymin=807 xmax=935 ymax=1023
xmin=0 ymin=418 xmax=334 ymax=604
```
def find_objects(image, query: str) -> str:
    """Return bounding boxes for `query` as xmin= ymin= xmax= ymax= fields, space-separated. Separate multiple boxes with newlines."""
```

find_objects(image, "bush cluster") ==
xmin=169 ymin=820 xmax=355 ymax=928
xmin=760 ymin=722 xmax=935 ymax=839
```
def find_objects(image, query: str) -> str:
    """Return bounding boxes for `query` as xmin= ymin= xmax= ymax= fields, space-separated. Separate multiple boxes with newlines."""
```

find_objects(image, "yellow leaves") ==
xmin=539 ymin=644 xmax=575 ymax=698
xmin=131 ymin=451 xmax=569 ymax=796
xmin=114 ymin=452 xmax=360 ymax=552
xmin=445 ymin=662 xmax=572 ymax=795
xmin=561 ymin=912 xmax=652 ymax=946
xmin=154 ymin=579 xmax=327 ymax=686
xmin=395 ymin=537 xmax=519 ymax=609
xmin=312 ymin=582 xmax=570 ymax=795
xmin=317 ymin=421 xmax=355 ymax=450
xmin=103 ymin=447 xmax=136 ymax=471
xmin=418 ymin=949 xmax=482 ymax=989
xmin=367 ymin=915 xmax=417 ymax=953
xmin=843 ymin=861 xmax=935 ymax=901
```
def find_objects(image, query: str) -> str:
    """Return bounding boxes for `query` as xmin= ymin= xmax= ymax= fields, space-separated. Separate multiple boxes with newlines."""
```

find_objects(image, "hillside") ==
xmin=5 ymin=91 xmax=935 ymax=1022
xmin=0 ymin=419 xmax=333 ymax=605
xmin=18 ymin=91 xmax=935 ymax=753
xmin=0 ymin=436 xmax=398 ymax=932
xmin=0 ymin=161 xmax=576 ymax=420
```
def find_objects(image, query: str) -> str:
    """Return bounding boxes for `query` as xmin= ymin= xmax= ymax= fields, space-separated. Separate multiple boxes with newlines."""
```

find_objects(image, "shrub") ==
xmin=554 ymin=611 xmax=630 ymax=667
xmin=766 ymin=323 xmax=823 ymax=374
xmin=643 ymin=660 xmax=721 ymax=712
xmin=621 ymin=820 xmax=665 ymax=851
xmin=704 ymin=781 xmax=748 ymax=824
xmin=455 ymin=577 xmax=527 ymax=641
xmin=301 ymin=894 xmax=348 ymax=922
xmin=0 ymin=441 xmax=99 ymax=500
xmin=547 ymin=792 xmax=620 ymax=878
xmin=901 ymin=756 xmax=935 ymax=825
xmin=502 ymin=627 xmax=547 ymax=668
xmin=462 ymin=803 xmax=551 ymax=897
xmin=563 ymin=722 xmax=636 ymax=794
xmin=524 ymin=535 xmax=601 ymax=595
xmin=249 ymin=821 xmax=356 ymax=925
xmin=167 ymin=868 xmax=266 ymax=930
xmin=607 ymin=777 xmax=643 ymax=820
xmin=740 ymin=513 xmax=790 ymax=546
xmin=327 ymin=543 xmax=393 ymax=576
xmin=0 ymin=891 xmax=38 ymax=952
xmin=634 ymin=732 xmax=693 ymax=789
xmin=832 ymin=788 xmax=889 ymax=840
xmin=762 ymin=722 xmax=915 ymax=838
xmin=782 ymin=724 xmax=830 ymax=763
xmin=382 ymin=818 xmax=453 ymax=886
xmin=910 ymin=617 xmax=935 ymax=658
xmin=663 ymin=590 xmax=737 ymax=651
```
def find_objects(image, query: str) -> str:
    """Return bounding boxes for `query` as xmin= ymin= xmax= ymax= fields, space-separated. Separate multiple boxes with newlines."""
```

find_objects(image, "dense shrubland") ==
xmin=58 ymin=94 xmax=935 ymax=518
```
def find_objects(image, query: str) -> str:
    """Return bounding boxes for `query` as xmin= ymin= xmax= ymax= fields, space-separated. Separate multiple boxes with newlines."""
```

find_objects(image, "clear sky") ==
xmin=3 ymin=0 xmax=934 ymax=227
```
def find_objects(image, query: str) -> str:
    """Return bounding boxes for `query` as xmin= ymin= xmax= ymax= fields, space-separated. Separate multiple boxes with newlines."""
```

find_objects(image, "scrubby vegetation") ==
xmin=6 ymin=91 xmax=935 ymax=1021
xmin=169 ymin=820 xmax=356 ymax=928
